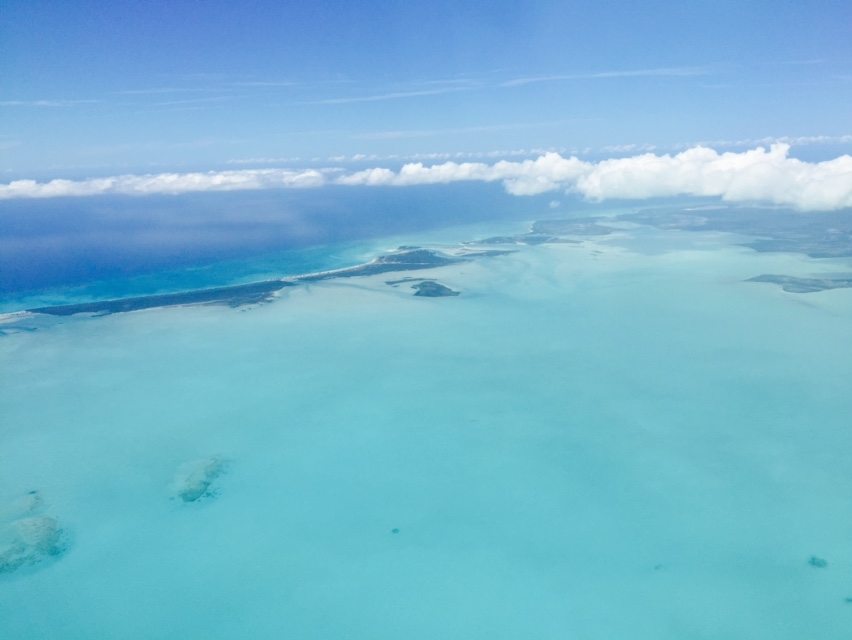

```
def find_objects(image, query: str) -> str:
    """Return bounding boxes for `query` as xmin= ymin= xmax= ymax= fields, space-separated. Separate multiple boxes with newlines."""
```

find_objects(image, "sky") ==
xmin=1 ymin=0 xmax=851 ymax=180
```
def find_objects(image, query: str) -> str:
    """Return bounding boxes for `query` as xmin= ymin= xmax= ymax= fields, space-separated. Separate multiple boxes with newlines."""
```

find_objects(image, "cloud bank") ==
xmin=0 ymin=168 xmax=330 ymax=199
xmin=2 ymin=144 xmax=851 ymax=211
xmin=339 ymin=144 xmax=852 ymax=210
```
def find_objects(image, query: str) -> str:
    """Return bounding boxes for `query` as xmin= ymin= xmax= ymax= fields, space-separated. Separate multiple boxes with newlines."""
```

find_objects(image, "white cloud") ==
xmin=337 ymin=153 xmax=588 ymax=196
xmin=338 ymin=144 xmax=852 ymax=210
xmin=574 ymin=144 xmax=852 ymax=210
xmin=2 ymin=145 xmax=851 ymax=211
xmin=0 ymin=168 xmax=330 ymax=199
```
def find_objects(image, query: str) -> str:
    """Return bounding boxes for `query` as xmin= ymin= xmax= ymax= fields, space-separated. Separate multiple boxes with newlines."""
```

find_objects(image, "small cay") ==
xmin=412 ymin=281 xmax=459 ymax=297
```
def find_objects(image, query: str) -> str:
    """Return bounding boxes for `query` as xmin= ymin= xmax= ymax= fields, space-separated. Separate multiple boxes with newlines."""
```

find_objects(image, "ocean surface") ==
xmin=2 ymin=194 xmax=852 ymax=638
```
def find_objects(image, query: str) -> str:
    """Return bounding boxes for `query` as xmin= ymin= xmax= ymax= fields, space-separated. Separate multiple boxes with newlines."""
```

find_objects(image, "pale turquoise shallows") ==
xmin=2 ymin=220 xmax=851 ymax=639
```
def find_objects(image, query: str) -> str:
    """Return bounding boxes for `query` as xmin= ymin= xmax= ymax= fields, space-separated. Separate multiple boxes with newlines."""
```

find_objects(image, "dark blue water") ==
xmin=0 ymin=184 xmax=554 ymax=309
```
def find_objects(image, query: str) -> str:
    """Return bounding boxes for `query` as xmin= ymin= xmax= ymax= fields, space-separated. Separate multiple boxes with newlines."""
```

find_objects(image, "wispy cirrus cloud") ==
xmin=229 ymin=80 xmax=299 ymax=88
xmin=296 ymin=67 xmax=705 ymax=102
xmin=3 ymin=144 xmax=851 ymax=211
xmin=0 ymin=99 xmax=99 ymax=108
xmin=780 ymin=58 xmax=826 ymax=65
xmin=150 ymin=96 xmax=234 ymax=107
xmin=502 ymin=66 xmax=711 ymax=87
xmin=115 ymin=87 xmax=221 ymax=95
xmin=688 ymin=133 xmax=852 ymax=149
xmin=0 ymin=137 xmax=21 ymax=151
xmin=351 ymin=120 xmax=578 ymax=140
xmin=3 ymin=67 xmax=712 ymax=115
xmin=222 ymin=132 xmax=852 ymax=167
xmin=300 ymin=86 xmax=474 ymax=105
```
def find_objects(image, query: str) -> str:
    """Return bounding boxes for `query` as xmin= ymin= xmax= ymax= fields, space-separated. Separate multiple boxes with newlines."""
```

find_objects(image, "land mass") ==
xmin=20 ymin=205 xmax=852 ymax=321
xmin=24 ymin=248 xmax=473 ymax=318
xmin=296 ymin=248 xmax=462 ymax=282
xmin=28 ymin=280 xmax=293 ymax=316
xmin=622 ymin=207 xmax=852 ymax=258
xmin=476 ymin=207 xmax=852 ymax=262
xmin=412 ymin=281 xmax=460 ymax=297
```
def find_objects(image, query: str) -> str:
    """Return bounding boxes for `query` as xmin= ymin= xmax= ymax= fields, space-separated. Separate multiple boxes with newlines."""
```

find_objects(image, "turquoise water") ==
xmin=0 ymin=241 xmax=373 ymax=314
xmin=2 ymin=217 xmax=852 ymax=638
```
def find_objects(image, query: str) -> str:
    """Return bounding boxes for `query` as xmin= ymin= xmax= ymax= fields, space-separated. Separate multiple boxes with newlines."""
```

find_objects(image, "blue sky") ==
xmin=1 ymin=0 xmax=851 ymax=177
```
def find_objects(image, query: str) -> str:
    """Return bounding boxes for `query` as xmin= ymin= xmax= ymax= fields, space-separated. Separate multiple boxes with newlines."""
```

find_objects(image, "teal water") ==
xmin=0 ymin=217 xmax=534 ymax=314
xmin=2 ymin=217 xmax=851 ymax=638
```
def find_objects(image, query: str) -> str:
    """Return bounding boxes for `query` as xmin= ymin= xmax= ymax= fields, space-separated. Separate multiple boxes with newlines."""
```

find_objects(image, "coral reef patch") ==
xmin=172 ymin=457 xmax=228 ymax=503
xmin=0 ymin=491 xmax=67 ymax=575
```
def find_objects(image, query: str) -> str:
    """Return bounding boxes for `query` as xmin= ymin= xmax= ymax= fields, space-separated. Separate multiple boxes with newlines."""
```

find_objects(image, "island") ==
xmin=23 ymin=247 xmax=469 ymax=318
xmin=411 ymin=281 xmax=460 ymax=297
xmin=623 ymin=207 xmax=852 ymax=258
xmin=295 ymin=248 xmax=463 ymax=282
xmin=385 ymin=277 xmax=460 ymax=297
xmin=27 ymin=280 xmax=294 ymax=316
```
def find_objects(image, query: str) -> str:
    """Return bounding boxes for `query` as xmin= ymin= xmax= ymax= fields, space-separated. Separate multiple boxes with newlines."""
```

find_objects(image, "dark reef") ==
xmin=385 ymin=277 xmax=432 ymax=286
xmin=747 ymin=274 xmax=852 ymax=293
xmin=0 ymin=490 xmax=67 ymax=575
xmin=459 ymin=249 xmax=518 ymax=257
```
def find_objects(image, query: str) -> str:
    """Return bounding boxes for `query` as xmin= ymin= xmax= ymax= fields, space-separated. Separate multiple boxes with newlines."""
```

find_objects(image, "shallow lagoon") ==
xmin=2 ymin=213 xmax=852 ymax=639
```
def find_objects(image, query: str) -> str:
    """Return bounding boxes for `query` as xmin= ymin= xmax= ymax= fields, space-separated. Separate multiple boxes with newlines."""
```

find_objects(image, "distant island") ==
xmin=411 ymin=281 xmax=460 ymax=297
xmin=27 ymin=280 xmax=295 ymax=316
xmin=385 ymin=276 xmax=460 ymax=297
xmin=14 ymin=204 xmax=852 ymax=322
xmin=25 ymin=247 xmax=477 ymax=318
xmin=623 ymin=207 xmax=852 ymax=259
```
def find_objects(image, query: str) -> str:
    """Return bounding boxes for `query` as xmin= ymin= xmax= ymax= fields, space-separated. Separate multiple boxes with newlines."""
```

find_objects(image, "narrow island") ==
xmin=23 ymin=247 xmax=472 ymax=318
